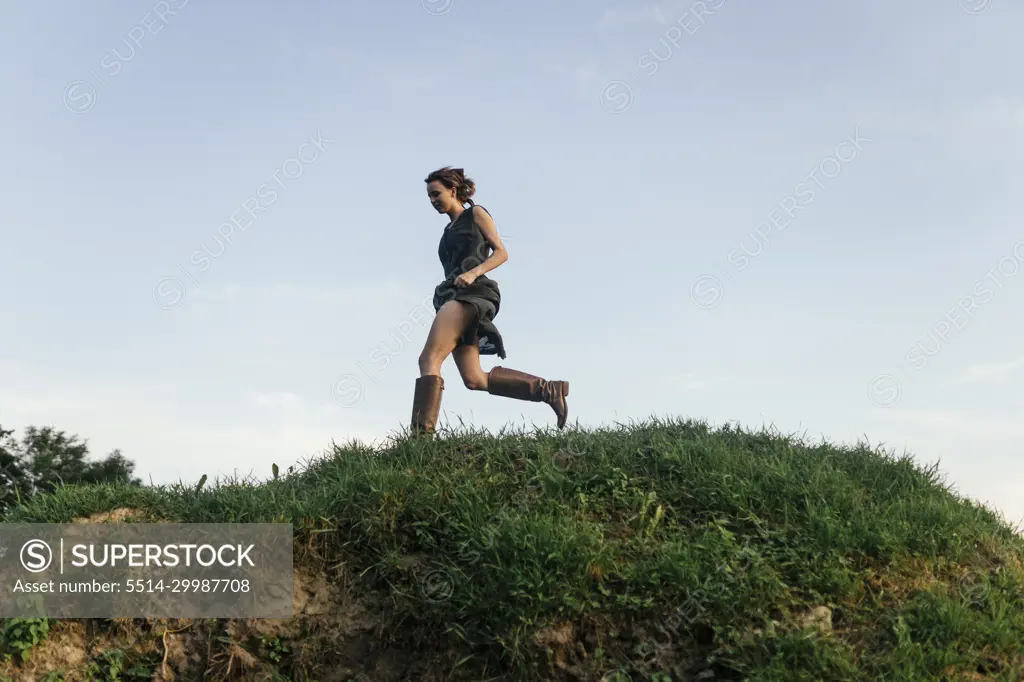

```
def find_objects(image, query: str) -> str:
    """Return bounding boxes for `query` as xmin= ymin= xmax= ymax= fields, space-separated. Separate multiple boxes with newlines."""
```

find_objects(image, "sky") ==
xmin=2 ymin=0 xmax=1022 ymax=531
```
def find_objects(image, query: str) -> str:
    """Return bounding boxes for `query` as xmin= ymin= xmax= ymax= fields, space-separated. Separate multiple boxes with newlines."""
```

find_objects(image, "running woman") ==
xmin=410 ymin=166 xmax=569 ymax=435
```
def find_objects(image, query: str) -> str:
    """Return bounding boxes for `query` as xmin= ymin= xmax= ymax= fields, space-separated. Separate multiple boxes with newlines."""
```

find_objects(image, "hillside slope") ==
xmin=2 ymin=418 xmax=1023 ymax=681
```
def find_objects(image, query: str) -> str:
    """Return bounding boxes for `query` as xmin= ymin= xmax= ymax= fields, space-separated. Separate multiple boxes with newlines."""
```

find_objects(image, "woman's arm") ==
xmin=463 ymin=205 xmax=508 ymax=280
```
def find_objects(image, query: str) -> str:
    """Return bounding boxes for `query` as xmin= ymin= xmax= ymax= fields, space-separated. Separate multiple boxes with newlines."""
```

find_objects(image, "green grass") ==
xmin=4 ymin=417 xmax=1024 ymax=681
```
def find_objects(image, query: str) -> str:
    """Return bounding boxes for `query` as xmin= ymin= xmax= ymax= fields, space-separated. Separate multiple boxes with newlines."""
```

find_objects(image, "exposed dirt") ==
xmin=0 ymin=562 xmax=430 ymax=681
xmin=71 ymin=508 xmax=148 ymax=525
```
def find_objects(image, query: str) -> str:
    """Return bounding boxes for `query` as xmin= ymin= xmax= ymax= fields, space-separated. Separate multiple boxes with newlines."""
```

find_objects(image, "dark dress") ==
xmin=432 ymin=205 xmax=507 ymax=359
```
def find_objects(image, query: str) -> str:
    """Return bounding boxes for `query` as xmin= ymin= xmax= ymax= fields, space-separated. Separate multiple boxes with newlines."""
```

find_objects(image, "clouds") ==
xmin=246 ymin=391 xmax=302 ymax=409
xmin=950 ymin=357 xmax=1024 ymax=385
xmin=187 ymin=281 xmax=415 ymax=307
xmin=661 ymin=373 xmax=736 ymax=392
xmin=537 ymin=58 xmax=606 ymax=93
xmin=870 ymin=407 xmax=1024 ymax=439
xmin=0 ymin=360 xmax=386 ymax=487
xmin=0 ymin=276 xmax=431 ymax=488
xmin=595 ymin=0 xmax=696 ymax=30
xmin=960 ymin=96 xmax=1024 ymax=133
xmin=856 ymin=96 xmax=1024 ymax=156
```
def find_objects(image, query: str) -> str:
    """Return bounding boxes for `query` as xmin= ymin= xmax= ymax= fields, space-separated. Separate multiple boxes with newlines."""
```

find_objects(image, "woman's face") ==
xmin=426 ymin=180 xmax=458 ymax=213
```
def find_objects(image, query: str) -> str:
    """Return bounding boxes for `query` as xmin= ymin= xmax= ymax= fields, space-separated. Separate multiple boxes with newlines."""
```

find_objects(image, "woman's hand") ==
xmin=455 ymin=271 xmax=479 ymax=287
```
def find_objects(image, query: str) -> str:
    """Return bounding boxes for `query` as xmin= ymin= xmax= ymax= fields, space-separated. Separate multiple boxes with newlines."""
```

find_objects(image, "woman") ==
xmin=410 ymin=166 xmax=569 ymax=435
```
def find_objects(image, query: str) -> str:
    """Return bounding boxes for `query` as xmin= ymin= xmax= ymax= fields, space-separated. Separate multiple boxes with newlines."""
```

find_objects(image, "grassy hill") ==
xmin=2 ymin=417 xmax=1023 ymax=681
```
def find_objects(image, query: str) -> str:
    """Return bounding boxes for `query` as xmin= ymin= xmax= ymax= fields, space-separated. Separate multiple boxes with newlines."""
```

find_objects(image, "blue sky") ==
xmin=2 ymin=0 xmax=1022 ymax=530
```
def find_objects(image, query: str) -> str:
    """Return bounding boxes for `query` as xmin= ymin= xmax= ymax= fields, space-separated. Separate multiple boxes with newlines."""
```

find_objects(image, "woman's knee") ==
xmin=462 ymin=371 xmax=487 ymax=391
xmin=418 ymin=346 xmax=447 ymax=373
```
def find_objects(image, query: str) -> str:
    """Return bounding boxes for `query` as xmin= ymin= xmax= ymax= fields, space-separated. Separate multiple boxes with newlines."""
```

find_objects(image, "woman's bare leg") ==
xmin=418 ymin=301 xmax=476 ymax=376
xmin=453 ymin=344 xmax=489 ymax=391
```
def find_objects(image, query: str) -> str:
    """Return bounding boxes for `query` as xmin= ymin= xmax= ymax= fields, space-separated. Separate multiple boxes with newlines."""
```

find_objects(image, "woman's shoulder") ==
xmin=468 ymin=205 xmax=496 ymax=229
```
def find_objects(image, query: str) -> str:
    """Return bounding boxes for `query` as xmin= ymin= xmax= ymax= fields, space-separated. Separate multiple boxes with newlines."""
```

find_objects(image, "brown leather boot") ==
xmin=410 ymin=375 xmax=444 ymax=435
xmin=487 ymin=366 xmax=569 ymax=429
